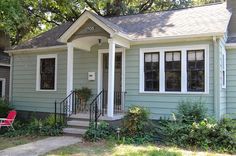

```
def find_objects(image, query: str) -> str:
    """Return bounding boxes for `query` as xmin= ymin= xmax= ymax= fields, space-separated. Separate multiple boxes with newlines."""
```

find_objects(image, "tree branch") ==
xmin=84 ymin=0 xmax=102 ymax=16
xmin=139 ymin=0 xmax=154 ymax=13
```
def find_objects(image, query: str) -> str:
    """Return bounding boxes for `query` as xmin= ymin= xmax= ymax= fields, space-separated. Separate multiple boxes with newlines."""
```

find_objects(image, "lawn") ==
xmin=0 ymin=136 xmax=45 ymax=150
xmin=45 ymin=141 xmax=232 ymax=156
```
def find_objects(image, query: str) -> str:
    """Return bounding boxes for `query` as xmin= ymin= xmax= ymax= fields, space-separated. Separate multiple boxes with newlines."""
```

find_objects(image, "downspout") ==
xmin=213 ymin=36 xmax=220 ymax=120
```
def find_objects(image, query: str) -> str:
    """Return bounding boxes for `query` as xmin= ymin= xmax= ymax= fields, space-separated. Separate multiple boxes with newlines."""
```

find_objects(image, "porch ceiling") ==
xmin=71 ymin=36 xmax=108 ymax=51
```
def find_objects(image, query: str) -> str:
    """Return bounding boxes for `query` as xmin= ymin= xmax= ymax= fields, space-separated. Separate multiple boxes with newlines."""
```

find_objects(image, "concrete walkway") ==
xmin=0 ymin=136 xmax=82 ymax=156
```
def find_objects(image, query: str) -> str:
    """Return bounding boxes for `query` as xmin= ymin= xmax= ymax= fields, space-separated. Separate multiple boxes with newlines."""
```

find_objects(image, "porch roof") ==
xmin=10 ymin=2 xmax=230 ymax=50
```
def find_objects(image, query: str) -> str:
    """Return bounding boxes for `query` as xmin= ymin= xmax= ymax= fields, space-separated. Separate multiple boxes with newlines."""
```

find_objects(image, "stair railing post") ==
xmin=54 ymin=100 xmax=57 ymax=125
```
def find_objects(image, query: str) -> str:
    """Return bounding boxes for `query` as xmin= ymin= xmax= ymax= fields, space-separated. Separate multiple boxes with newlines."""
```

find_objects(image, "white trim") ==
xmin=139 ymin=44 xmax=209 ymax=94
xmin=36 ymin=54 xmax=58 ymax=91
xmin=225 ymin=43 xmax=236 ymax=49
xmin=66 ymin=43 xmax=74 ymax=96
xmin=5 ymin=45 xmax=67 ymax=54
xmin=97 ymin=48 xmax=126 ymax=93
xmin=0 ymin=63 xmax=10 ymax=67
xmin=59 ymin=11 xmax=115 ymax=43
xmin=0 ymin=78 xmax=6 ymax=98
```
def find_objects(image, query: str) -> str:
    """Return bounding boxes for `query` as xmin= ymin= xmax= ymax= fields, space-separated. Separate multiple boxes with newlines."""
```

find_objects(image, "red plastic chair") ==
xmin=0 ymin=110 xmax=17 ymax=130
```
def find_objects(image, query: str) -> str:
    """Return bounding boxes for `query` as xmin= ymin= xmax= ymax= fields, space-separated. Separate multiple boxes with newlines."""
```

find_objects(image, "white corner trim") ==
xmin=0 ymin=78 xmax=6 ymax=98
xmin=36 ymin=54 xmax=58 ymax=91
xmin=66 ymin=43 xmax=74 ymax=96
xmin=139 ymin=44 xmax=210 ymax=94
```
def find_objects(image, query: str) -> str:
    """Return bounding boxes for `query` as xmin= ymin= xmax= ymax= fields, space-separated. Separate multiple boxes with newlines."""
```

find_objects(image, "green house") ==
xmin=5 ymin=1 xmax=236 ymax=122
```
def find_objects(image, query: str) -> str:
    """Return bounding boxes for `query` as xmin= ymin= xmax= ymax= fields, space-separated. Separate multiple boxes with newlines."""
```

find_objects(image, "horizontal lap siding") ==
xmin=12 ymin=51 xmax=67 ymax=113
xmin=226 ymin=50 xmax=236 ymax=118
xmin=125 ymin=41 xmax=214 ymax=119
xmin=73 ymin=45 xmax=100 ymax=94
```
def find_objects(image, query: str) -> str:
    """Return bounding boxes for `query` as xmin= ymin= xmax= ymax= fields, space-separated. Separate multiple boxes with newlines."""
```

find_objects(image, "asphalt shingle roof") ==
xmin=12 ymin=2 xmax=231 ymax=50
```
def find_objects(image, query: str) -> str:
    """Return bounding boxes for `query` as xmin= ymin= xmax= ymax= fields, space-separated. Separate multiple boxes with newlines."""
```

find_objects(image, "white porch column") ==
xmin=67 ymin=43 xmax=74 ymax=113
xmin=107 ymin=39 xmax=116 ymax=118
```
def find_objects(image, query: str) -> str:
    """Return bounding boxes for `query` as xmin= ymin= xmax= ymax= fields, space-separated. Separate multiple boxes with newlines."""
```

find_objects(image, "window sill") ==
xmin=36 ymin=89 xmax=57 ymax=92
xmin=139 ymin=91 xmax=209 ymax=95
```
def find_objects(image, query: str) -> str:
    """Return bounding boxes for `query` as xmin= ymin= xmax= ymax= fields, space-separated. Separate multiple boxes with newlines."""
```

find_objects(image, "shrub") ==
xmin=84 ymin=121 xmax=114 ymax=141
xmin=176 ymin=100 xmax=207 ymax=124
xmin=123 ymin=106 xmax=151 ymax=136
xmin=157 ymin=101 xmax=236 ymax=154
xmin=0 ymin=99 xmax=11 ymax=118
xmin=1 ymin=115 xmax=63 ymax=137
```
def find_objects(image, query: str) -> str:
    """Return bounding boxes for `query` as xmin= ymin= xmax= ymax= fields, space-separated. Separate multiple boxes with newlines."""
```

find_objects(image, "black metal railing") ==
xmin=89 ymin=89 xmax=105 ymax=128
xmin=54 ymin=90 xmax=81 ymax=124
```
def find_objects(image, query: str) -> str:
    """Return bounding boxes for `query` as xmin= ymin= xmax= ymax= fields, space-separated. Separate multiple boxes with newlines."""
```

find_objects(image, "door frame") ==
xmin=97 ymin=48 xmax=125 ymax=95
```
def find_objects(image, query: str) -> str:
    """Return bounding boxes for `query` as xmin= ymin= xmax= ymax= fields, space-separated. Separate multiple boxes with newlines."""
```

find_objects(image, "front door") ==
xmin=103 ymin=53 xmax=122 ymax=113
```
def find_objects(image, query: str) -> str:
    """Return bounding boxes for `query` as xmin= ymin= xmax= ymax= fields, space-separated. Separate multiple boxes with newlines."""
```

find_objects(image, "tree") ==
xmin=0 ymin=0 xmax=223 ymax=46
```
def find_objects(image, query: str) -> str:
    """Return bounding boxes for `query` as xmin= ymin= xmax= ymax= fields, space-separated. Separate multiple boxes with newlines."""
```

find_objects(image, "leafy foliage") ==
xmin=123 ymin=106 xmax=150 ymax=136
xmin=0 ymin=0 xmax=223 ymax=45
xmin=75 ymin=87 xmax=92 ymax=103
xmin=0 ymin=114 xmax=63 ymax=137
xmin=175 ymin=100 xmax=207 ymax=123
xmin=157 ymin=100 xmax=236 ymax=154
xmin=84 ymin=121 xmax=114 ymax=142
xmin=0 ymin=99 xmax=12 ymax=118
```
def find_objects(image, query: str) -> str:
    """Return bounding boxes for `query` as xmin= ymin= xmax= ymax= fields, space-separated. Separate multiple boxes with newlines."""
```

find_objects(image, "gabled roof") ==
xmin=11 ymin=2 xmax=231 ymax=50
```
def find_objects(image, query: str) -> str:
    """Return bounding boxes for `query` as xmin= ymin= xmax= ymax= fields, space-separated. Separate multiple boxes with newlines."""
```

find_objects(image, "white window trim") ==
xmin=0 ymin=78 xmax=6 ymax=98
xmin=36 ymin=54 xmax=58 ymax=91
xmin=222 ymin=47 xmax=226 ymax=89
xmin=139 ymin=44 xmax=209 ymax=94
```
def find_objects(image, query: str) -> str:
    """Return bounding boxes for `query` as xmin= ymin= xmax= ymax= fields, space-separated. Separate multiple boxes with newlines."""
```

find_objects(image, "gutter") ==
xmin=0 ymin=63 xmax=11 ymax=67
xmin=5 ymin=45 xmax=67 ymax=54
xmin=225 ymin=43 xmax=236 ymax=49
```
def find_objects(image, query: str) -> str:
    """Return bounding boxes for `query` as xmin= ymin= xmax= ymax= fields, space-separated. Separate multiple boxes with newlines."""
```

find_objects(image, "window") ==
xmin=165 ymin=51 xmax=181 ymax=91
xmin=144 ymin=53 xmax=159 ymax=91
xmin=187 ymin=50 xmax=205 ymax=92
xmin=140 ymin=45 xmax=209 ymax=93
xmin=0 ymin=78 xmax=6 ymax=98
xmin=36 ymin=54 xmax=57 ymax=91
xmin=222 ymin=47 xmax=226 ymax=88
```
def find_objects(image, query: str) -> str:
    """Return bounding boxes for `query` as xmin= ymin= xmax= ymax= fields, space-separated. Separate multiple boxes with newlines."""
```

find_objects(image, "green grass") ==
xmin=45 ymin=141 xmax=182 ymax=156
xmin=0 ymin=136 xmax=44 ymax=150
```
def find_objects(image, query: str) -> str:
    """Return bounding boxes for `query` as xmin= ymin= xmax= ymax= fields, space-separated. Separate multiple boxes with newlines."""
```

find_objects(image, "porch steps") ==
xmin=63 ymin=116 xmax=90 ymax=136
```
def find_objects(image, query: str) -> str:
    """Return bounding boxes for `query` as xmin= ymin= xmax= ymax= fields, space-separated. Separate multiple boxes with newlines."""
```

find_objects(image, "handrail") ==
xmin=89 ymin=89 xmax=105 ymax=128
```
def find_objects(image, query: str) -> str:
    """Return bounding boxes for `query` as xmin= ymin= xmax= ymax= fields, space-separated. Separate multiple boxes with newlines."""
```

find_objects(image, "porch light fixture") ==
xmin=98 ymin=39 xmax=102 ymax=46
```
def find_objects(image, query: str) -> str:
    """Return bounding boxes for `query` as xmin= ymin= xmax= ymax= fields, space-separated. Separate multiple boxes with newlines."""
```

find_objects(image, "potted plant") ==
xmin=75 ymin=87 xmax=92 ymax=112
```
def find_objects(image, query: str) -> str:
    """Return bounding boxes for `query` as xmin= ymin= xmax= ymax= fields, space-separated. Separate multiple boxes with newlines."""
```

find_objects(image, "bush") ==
xmin=123 ymin=106 xmax=151 ymax=136
xmin=176 ymin=100 xmax=207 ymax=124
xmin=84 ymin=121 xmax=114 ymax=141
xmin=1 ymin=114 xmax=63 ymax=137
xmin=157 ymin=100 xmax=236 ymax=154
xmin=0 ymin=99 xmax=12 ymax=118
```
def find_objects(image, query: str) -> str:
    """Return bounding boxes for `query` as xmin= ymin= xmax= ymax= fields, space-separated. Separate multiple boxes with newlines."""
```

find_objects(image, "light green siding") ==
xmin=226 ymin=49 xmax=236 ymax=118
xmin=125 ymin=40 xmax=214 ymax=119
xmin=12 ymin=51 xmax=67 ymax=113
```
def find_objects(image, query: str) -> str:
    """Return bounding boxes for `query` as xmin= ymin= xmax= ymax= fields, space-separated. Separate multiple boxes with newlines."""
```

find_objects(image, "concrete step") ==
xmin=63 ymin=128 xmax=87 ymax=136
xmin=67 ymin=120 xmax=90 ymax=128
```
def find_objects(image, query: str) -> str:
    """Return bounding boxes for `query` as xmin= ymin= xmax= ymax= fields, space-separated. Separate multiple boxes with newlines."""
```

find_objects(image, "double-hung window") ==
xmin=144 ymin=52 xmax=159 ymax=91
xmin=187 ymin=50 xmax=205 ymax=92
xmin=140 ymin=45 xmax=209 ymax=93
xmin=165 ymin=51 xmax=181 ymax=91
xmin=36 ymin=54 xmax=57 ymax=91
